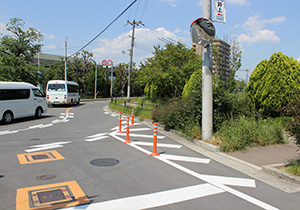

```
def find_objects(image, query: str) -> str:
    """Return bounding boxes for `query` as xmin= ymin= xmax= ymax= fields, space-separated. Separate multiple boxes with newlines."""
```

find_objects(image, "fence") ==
xmin=112 ymin=98 xmax=159 ymax=111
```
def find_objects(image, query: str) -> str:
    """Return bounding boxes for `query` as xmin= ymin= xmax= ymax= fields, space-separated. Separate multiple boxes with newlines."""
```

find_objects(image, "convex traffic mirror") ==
xmin=190 ymin=18 xmax=215 ymax=46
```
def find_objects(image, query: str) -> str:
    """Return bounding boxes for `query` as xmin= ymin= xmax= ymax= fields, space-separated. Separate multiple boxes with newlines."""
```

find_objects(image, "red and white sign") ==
xmin=102 ymin=60 xmax=108 ymax=66
xmin=107 ymin=60 xmax=113 ymax=66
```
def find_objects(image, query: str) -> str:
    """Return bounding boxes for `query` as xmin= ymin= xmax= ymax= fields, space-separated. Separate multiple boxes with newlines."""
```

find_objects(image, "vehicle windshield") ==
xmin=47 ymin=84 xmax=66 ymax=92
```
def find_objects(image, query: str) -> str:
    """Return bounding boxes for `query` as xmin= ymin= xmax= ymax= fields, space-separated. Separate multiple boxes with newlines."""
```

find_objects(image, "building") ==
xmin=192 ymin=39 xmax=231 ymax=81
xmin=32 ymin=53 xmax=63 ymax=67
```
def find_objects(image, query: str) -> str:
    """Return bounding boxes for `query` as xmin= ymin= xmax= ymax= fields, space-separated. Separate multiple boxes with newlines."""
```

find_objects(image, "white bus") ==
xmin=46 ymin=80 xmax=80 ymax=106
xmin=0 ymin=82 xmax=48 ymax=124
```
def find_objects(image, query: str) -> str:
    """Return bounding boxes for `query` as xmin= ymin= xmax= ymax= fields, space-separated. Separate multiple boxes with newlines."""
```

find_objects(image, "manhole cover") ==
xmin=90 ymin=158 xmax=119 ymax=167
xmin=37 ymin=174 xmax=56 ymax=180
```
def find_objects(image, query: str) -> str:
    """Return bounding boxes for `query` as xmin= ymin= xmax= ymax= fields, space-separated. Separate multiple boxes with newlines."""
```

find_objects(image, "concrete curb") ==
xmin=262 ymin=163 xmax=300 ymax=185
xmin=104 ymin=105 xmax=300 ymax=188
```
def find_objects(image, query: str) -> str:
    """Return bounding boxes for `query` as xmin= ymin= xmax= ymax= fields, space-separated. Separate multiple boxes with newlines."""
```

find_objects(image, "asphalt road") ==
xmin=1 ymin=100 xmax=300 ymax=210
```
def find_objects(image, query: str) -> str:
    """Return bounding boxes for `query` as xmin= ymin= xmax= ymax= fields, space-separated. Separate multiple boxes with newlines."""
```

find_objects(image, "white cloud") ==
xmin=92 ymin=27 xmax=184 ymax=65
xmin=197 ymin=1 xmax=202 ymax=6
xmin=46 ymin=44 xmax=57 ymax=49
xmin=237 ymin=14 xmax=285 ymax=44
xmin=228 ymin=0 xmax=251 ymax=6
xmin=297 ymin=57 xmax=300 ymax=62
xmin=160 ymin=0 xmax=177 ymax=7
xmin=46 ymin=34 xmax=56 ymax=40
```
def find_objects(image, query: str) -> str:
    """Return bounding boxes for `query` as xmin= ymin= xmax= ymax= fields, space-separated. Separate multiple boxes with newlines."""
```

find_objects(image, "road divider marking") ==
xmin=159 ymin=154 xmax=210 ymax=164
xmin=25 ymin=142 xmax=72 ymax=153
xmin=132 ymin=141 xmax=182 ymax=149
xmin=86 ymin=133 xmax=108 ymax=138
xmin=115 ymin=132 xmax=165 ymax=139
xmin=85 ymin=136 xmax=109 ymax=142
xmin=61 ymin=183 xmax=224 ymax=210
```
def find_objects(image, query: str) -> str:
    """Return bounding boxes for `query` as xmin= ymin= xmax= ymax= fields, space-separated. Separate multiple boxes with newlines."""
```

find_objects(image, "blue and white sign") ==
xmin=214 ymin=0 xmax=226 ymax=23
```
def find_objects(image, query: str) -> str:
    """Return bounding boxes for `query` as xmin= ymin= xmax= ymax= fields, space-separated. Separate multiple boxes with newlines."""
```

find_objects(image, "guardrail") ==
xmin=112 ymin=98 xmax=159 ymax=111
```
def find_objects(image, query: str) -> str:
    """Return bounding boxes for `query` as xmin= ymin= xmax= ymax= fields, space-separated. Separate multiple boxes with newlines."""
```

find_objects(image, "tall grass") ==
xmin=214 ymin=116 xmax=286 ymax=152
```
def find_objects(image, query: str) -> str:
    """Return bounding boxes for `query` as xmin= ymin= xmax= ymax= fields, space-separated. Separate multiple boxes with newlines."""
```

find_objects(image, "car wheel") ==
xmin=35 ymin=107 xmax=43 ymax=118
xmin=2 ymin=111 xmax=13 ymax=124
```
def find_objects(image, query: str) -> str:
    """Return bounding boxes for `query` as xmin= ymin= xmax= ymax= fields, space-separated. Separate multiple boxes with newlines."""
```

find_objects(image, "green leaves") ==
xmin=247 ymin=52 xmax=300 ymax=117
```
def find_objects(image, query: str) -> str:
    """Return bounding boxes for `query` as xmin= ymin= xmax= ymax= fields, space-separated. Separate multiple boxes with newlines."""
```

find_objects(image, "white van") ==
xmin=0 ymin=82 xmax=48 ymax=124
xmin=46 ymin=80 xmax=80 ymax=106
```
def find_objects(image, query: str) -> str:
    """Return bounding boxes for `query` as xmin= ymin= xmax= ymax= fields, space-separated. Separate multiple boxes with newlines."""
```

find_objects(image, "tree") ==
xmin=139 ymin=42 xmax=202 ymax=101
xmin=0 ymin=18 xmax=43 ymax=62
xmin=0 ymin=18 xmax=44 ymax=84
xmin=247 ymin=52 xmax=300 ymax=116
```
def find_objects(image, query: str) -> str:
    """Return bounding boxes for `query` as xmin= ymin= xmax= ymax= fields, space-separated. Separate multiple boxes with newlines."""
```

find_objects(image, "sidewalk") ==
xmin=228 ymin=140 xmax=300 ymax=167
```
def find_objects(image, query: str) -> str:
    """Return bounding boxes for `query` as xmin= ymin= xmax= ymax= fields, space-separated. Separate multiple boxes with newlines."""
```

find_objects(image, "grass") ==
xmin=286 ymin=161 xmax=300 ymax=176
xmin=109 ymin=102 xmax=152 ymax=119
xmin=213 ymin=116 xmax=287 ymax=152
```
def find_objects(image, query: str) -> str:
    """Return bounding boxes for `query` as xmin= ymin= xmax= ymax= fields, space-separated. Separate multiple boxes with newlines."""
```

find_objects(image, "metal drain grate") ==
xmin=37 ymin=174 xmax=56 ymax=180
xmin=90 ymin=158 xmax=119 ymax=167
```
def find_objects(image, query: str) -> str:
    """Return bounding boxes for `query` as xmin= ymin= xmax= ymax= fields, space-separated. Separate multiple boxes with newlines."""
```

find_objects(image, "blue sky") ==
xmin=1 ymin=0 xmax=299 ymax=81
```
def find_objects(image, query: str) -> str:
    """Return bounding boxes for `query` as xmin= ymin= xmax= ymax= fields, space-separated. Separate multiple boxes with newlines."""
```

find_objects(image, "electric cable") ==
xmin=70 ymin=0 xmax=137 ymax=57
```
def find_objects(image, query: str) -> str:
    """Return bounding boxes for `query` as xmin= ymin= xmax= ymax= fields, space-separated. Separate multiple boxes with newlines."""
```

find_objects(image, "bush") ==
xmin=214 ymin=116 xmax=285 ymax=152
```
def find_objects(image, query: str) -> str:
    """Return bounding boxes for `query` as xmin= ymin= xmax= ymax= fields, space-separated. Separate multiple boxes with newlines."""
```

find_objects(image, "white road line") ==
xmin=132 ymin=141 xmax=182 ymax=149
xmin=85 ymin=136 xmax=109 ymax=142
xmin=110 ymin=126 xmax=119 ymax=131
xmin=28 ymin=124 xmax=43 ymax=129
xmin=40 ymin=124 xmax=53 ymax=128
xmin=110 ymin=114 xmax=117 ymax=117
xmin=62 ymin=184 xmax=224 ymax=210
xmin=129 ymin=128 xmax=152 ymax=132
xmin=104 ymin=112 xmax=110 ymax=114
xmin=115 ymin=133 xmax=165 ymax=139
xmin=25 ymin=145 xmax=63 ymax=152
xmin=0 ymin=130 xmax=19 ymax=135
xmin=51 ymin=119 xmax=61 ymax=124
xmin=25 ymin=142 xmax=72 ymax=152
xmin=160 ymin=154 xmax=210 ymax=164
xmin=59 ymin=115 xmax=65 ymax=118
xmin=86 ymin=133 xmax=108 ymax=138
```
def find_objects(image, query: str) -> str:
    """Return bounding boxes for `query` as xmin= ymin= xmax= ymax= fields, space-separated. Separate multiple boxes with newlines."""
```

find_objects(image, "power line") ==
xmin=70 ymin=0 xmax=138 ymax=57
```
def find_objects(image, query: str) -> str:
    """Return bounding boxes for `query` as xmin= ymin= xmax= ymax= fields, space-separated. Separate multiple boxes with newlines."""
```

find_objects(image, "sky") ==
xmin=1 ymin=0 xmax=299 ymax=81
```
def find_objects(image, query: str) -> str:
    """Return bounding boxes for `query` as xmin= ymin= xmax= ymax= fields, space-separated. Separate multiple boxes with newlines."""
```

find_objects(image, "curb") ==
xmin=262 ymin=163 xmax=300 ymax=185
xmin=104 ymin=105 xmax=300 ymax=187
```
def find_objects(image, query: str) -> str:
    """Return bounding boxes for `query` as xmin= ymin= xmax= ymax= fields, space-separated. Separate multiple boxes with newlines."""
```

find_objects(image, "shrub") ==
xmin=215 ymin=116 xmax=285 ymax=152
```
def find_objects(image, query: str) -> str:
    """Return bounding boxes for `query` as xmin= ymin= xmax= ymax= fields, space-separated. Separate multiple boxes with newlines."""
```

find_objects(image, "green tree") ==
xmin=0 ymin=18 xmax=44 ymax=84
xmin=139 ymin=42 xmax=202 ymax=101
xmin=247 ymin=52 xmax=300 ymax=116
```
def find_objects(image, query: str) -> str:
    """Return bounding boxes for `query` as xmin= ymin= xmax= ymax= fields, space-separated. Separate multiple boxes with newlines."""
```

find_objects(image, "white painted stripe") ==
xmin=51 ymin=120 xmax=61 ymax=124
xmin=104 ymin=112 xmax=110 ymax=114
xmin=86 ymin=133 xmax=108 ymax=139
xmin=61 ymin=113 xmax=66 ymax=115
xmin=85 ymin=136 xmax=109 ymax=142
xmin=110 ymin=114 xmax=117 ymax=117
xmin=129 ymin=128 xmax=151 ymax=132
xmin=28 ymin=124 xmax=43 ymax=129
xmin=132 ymin=141 xmax=182 ymax=149
xmin=159 ymin=154 xmax=210 ymax=164
xmin=59 ymin=115 xmax=65 ymax=118
xmin=0 ymin=130 xmax=19 ymax=135
xmin=25 ymin=145 xmax=63 ymax=152
xmin=40 ymin=124 xmax=53 ymax=128
xmin=69 ymin=113 xmax=74 ymax=115
xmin=62 ymin=119 xmax=70 ymax=122
xmin=62 ymin=183 xmax=224 ymax=210
xmin=115 ymin=133 xmax=165 ymax=139
xmin=30 ymin=142 xmax=72 ymax=148
xmin=68 ymin=116 xmax=74 ymax=118
xmin=110 ymin=126 xmax=119 ymax=131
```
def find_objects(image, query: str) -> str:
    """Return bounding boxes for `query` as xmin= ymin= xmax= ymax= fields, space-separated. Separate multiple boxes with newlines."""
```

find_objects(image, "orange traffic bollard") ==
xmin=124 ymin=117 xmax=132 ymax=143
xmin=150 ymin=123 xmax=159 ymax=156
xmin=130 ymin=108 xmax=135 ymax=126
xmin=117 ymin=112 xmax=123 ymax=133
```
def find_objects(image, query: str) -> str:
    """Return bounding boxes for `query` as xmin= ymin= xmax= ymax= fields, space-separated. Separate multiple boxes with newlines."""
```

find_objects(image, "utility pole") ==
xmin=202 ymin=0 xmax=213 ymax=141
xmin=64 ymin=37 xmax=68 ymax=81
xmin=94 ymin=63 xmax=98 ymax=99
xmin=126 ymin=20 xmax=143 ymax=99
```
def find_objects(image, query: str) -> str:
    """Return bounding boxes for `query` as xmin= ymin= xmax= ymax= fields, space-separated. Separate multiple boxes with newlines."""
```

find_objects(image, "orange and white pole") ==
xmin=150 ymin=123 xmax=159 ymax=156
xmin=124 ymin=117 xmax=132 ymax=143
xmin=117 ymin=112 xmax=123 ymax=133
xmin=130 ymin=108 xmax=135 ymax=126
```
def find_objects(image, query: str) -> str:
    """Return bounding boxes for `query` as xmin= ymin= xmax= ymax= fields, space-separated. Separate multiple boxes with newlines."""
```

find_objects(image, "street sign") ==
xmin=102 ymin=60 xmax=108 ymax=66
xmin=214 ymin=0 xmax=226 ymax=23
xmin=107 ymin=60 xmax=113 ymax=66
xmin=190 ymin=18 xmax=215 ymax=46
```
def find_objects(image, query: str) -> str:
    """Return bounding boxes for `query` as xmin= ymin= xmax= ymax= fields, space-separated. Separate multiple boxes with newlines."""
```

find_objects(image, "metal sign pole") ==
xmin=202 ymin=0 xmax=213 ymax=141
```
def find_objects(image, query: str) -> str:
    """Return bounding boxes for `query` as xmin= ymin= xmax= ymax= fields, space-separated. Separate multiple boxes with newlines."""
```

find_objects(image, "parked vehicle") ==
xmin=0 ymin=82 xmax=48 ymax=124
xmin=46 ymin=80 xmax=80 ymax=106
